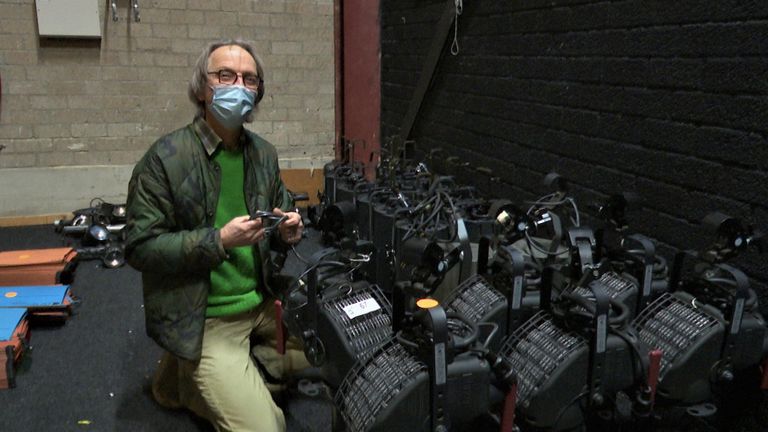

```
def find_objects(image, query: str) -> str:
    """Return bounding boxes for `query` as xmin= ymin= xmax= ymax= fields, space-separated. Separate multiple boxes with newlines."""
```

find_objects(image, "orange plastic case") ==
xmin=0 ymin=248 xmax=78 ymax=286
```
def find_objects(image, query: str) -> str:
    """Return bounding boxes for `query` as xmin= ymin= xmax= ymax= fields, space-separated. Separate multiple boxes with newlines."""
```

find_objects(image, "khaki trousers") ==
xmin=151 ymin=301 xmax=309 ymax=432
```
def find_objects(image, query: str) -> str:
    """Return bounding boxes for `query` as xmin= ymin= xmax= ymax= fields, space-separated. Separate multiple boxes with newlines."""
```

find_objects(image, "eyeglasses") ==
xmin=207 ymin=69 xmax=261 ymax=89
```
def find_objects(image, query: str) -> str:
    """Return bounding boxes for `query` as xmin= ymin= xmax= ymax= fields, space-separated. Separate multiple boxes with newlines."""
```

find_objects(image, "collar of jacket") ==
xmin=192 ymin=115 xmax=248 ymax=157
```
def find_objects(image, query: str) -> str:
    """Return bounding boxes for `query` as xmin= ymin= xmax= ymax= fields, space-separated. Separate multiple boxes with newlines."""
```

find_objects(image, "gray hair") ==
xmin=187 ymin=39 xmax=265 ymax=121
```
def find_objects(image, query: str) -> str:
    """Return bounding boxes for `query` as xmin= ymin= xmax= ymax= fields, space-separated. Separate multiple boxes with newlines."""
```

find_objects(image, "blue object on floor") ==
xmin=0 ymin=308 xmax=27 ymax=341
xmin=0 ymin=285 xmax=70 ymax=308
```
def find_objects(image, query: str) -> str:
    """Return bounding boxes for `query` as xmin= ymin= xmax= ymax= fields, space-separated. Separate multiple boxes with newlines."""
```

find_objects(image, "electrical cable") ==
xmin=296 ymin=260 xmax=349 ymax=285
xmin=524 ymin=230 xmax=571 ymax=260
xmin=89 ymin=197 xmax=106 ymax=208
xmin=291 ymin=245 xmax=310 ymax=265
xmin=559 ymin=291 xmax=630 ymax=327
xmin=477 ymin=322 xmax=499 ymax=349
xmin=550 ymin=390 xmax=589 ymax=431
xmin=610 ymin=327 xmax=650 ymax=385
xmin=525 ymin=193 xmax=582 ymax=228
xmin=395 ymin=330 xmax=421 ymax=350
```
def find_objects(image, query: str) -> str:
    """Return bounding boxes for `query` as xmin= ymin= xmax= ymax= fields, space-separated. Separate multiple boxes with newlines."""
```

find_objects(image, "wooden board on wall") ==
xmin=281 ymin=168 xmax=325 ymax=206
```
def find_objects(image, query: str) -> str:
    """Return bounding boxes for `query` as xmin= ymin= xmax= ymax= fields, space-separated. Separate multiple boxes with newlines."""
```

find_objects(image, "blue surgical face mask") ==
xmin=208 ymin=85 xmax=256 ymax=130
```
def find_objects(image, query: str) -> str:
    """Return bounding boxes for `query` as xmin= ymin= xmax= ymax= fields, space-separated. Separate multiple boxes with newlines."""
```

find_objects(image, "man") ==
xmin=125 ymin=39 xmax=307 ymax=432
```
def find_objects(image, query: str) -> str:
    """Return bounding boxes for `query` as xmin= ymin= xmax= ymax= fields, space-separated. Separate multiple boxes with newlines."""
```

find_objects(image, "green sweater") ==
xmin=207 ymin=148 xmax=262 ymax=317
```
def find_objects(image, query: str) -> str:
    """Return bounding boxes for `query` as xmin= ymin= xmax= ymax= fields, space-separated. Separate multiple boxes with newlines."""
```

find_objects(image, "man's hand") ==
xmin=219 ymin=215 xmax=265 ymax=249
xmin=273 ymin=208 xmax=303 ymax=244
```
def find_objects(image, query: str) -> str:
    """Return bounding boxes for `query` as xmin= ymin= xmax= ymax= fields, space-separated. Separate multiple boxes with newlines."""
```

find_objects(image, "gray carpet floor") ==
xmin=0 ymin=224 xmax=332 ymax=432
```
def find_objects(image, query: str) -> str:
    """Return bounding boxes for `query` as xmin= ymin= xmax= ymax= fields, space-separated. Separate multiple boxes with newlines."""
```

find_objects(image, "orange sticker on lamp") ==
xmin=4 ymin=291 xmax=18 ymax=298
xmin=416 ymin=298 xmax=439 ymax=309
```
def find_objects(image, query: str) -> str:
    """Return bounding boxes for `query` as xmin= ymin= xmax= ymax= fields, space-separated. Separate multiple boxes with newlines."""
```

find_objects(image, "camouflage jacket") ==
xmin=125 ymin=120 xmax=293 ymax=361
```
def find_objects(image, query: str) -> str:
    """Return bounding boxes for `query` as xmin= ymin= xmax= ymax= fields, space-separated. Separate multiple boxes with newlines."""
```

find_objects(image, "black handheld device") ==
xmin=250 ymin=210 xmax=289 ymax=235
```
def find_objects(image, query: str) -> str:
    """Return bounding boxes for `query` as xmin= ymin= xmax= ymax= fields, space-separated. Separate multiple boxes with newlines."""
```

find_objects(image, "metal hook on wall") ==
xmin=451 ymin=0 xmax=463 ymax=55
xmin=110 ymin=0 xmax=118 ymax=21
xmin=109 ymin=0 xmax=140 ymax=23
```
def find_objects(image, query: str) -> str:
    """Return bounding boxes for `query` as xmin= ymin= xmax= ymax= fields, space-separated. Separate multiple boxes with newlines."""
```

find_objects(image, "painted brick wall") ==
xmin=0 ymin=0 xmax=334 ymax=190
xmin=382 ymin=1 xmax=768 ymax=310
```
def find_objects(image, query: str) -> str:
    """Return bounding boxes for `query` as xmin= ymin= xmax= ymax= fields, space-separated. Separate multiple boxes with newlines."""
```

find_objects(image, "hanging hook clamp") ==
xmin=110 ymin=0 xmax=118 ymax=21
xmin=132 ymin=0 xmax=141 ymax=22
xmin=450 ymin=0 xmax=464 ymax=55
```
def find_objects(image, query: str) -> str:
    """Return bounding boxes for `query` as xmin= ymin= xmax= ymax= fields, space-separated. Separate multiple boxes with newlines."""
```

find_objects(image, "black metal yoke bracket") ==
xmin=456 ymin=217 xmax=473 ymax=285
xmin=715 ymin=263 xmax=751 ymax=371
xmin=500 ymin=246 xmax=526 ymax=335
xmin=585 ymin=273 xmax=610 ymax=407
xmin=422 ymin=305 xmax=450 ymax=432
xmin=543 ymin=211 xmax=563 ymax=266
xmin=623 ymin=234 xmax=656 ymax=314
xmin=568 ymin=226 xmax=597 ymax=276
